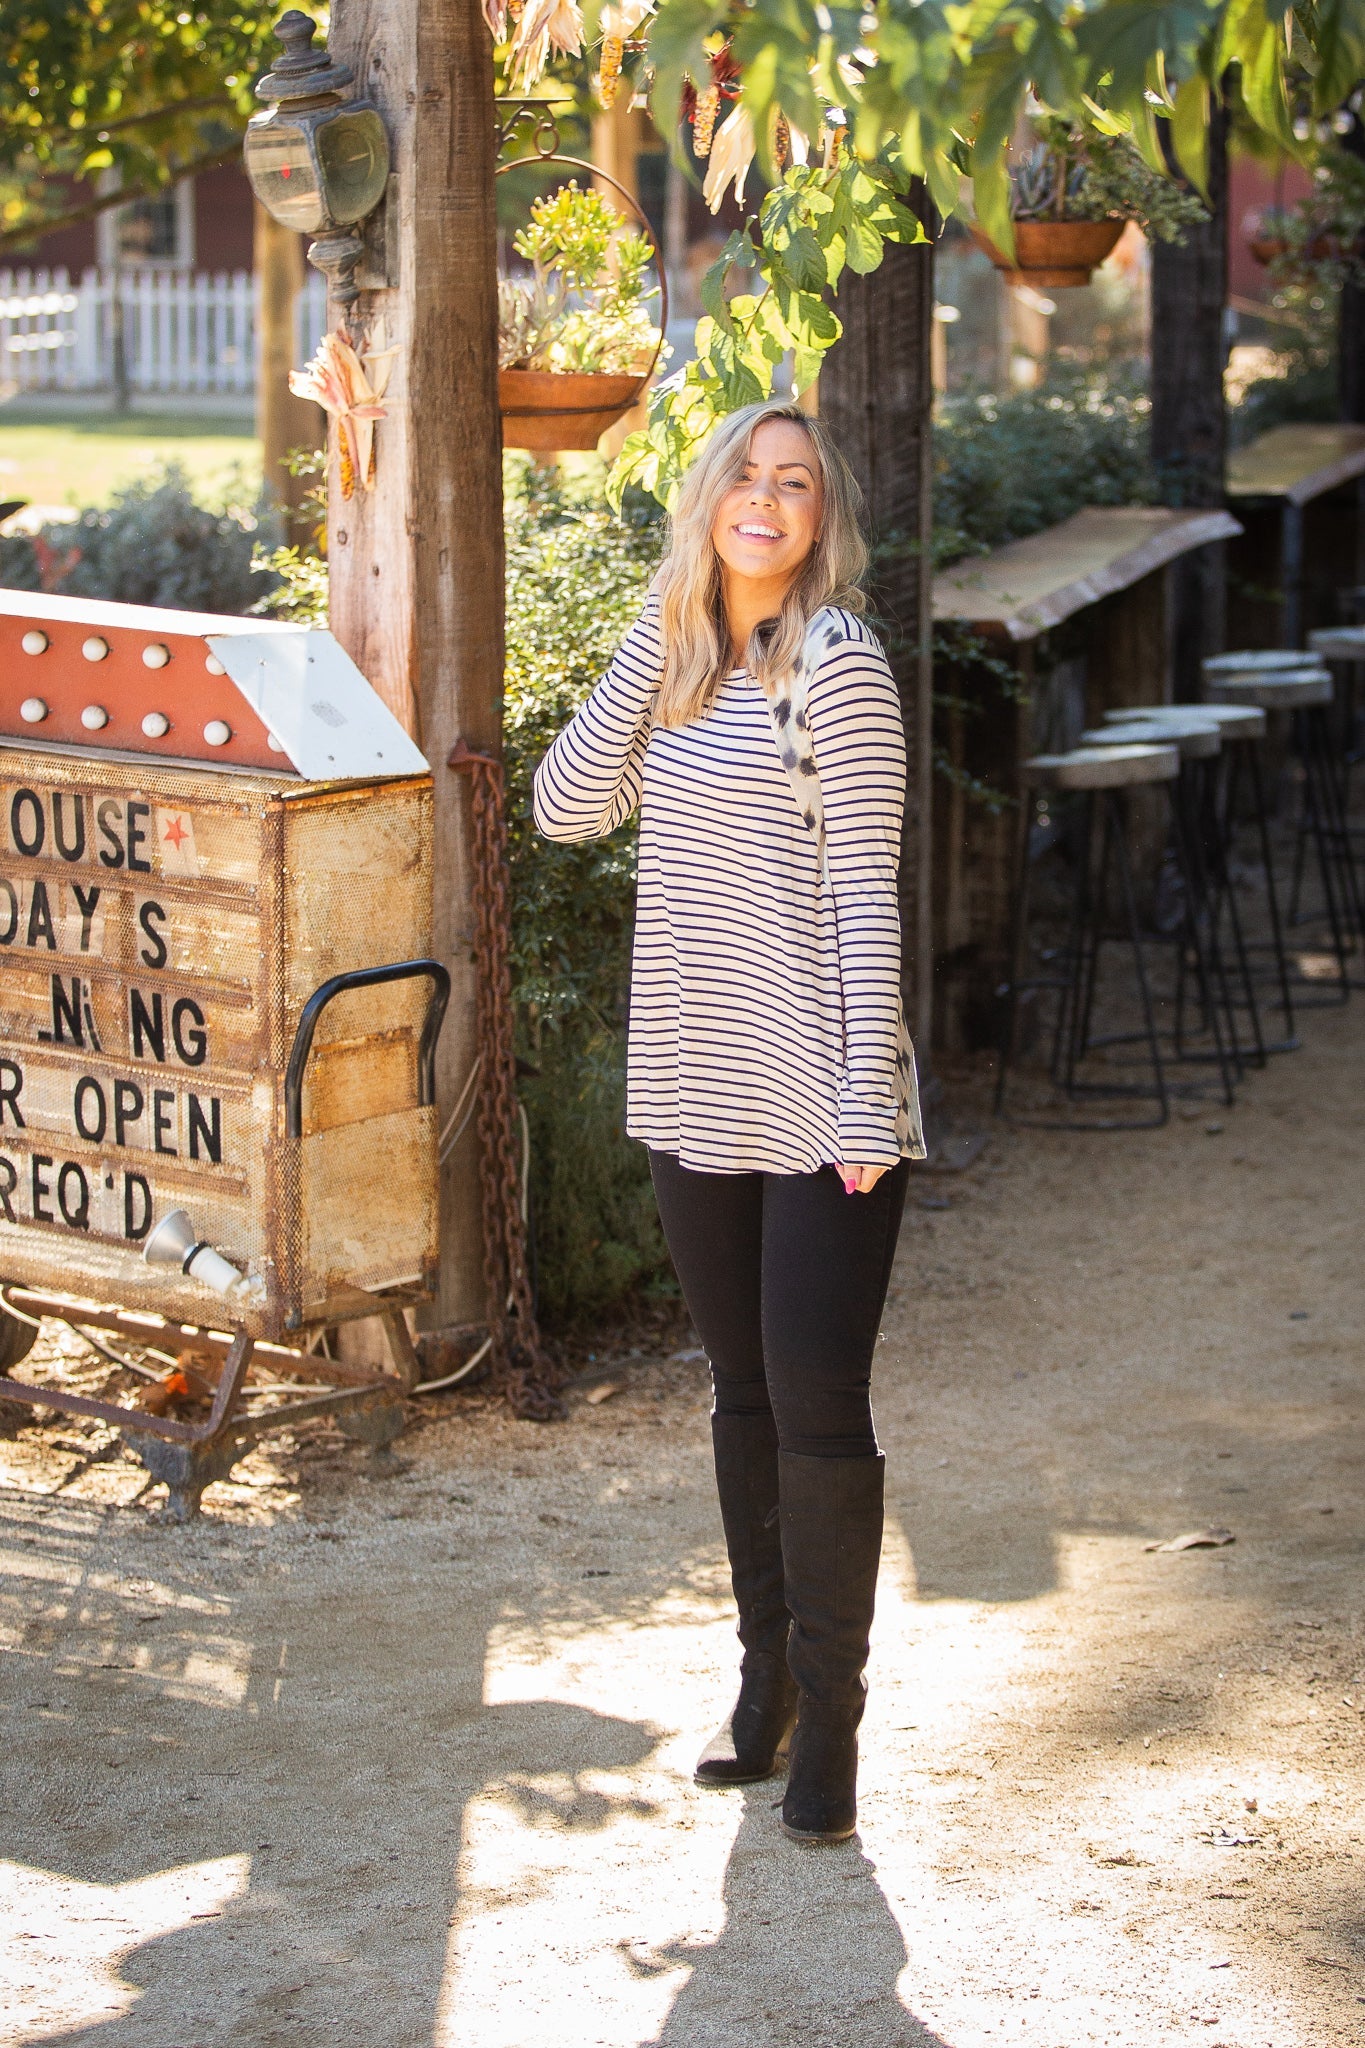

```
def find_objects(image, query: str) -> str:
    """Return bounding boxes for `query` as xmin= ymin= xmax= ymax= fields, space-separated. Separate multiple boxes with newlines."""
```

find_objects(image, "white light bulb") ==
xmin=142 ymin=711 xmax=170 ymax=739
xmin=142 ymin=642 xmax=170 ymax=669
xmin=82 ymin=635 xmax=109 ymax=662
xmin=203 ymin=719 xmax=232 ymax=747
xmin=19 ymin=697 xmax=47 ymax=723
xmin=81 ymin=705 xmax=109 ymax=731
xmin=20 ymin=630 xmax=48 ymax=655
xmin=204 ymin=654 xmax=226 ymax=676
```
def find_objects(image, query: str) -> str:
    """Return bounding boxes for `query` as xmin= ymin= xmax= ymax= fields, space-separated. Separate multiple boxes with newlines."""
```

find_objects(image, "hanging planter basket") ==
xmin=498 ymin=367 xmax=651 ymax=451
xmin=497 ymin=155 xmax=668 ymax=453
xmin=970 ymin=218 xmax=1125 ymax=288
xmin=1248 ymin=230 xmax=1350 ymax=268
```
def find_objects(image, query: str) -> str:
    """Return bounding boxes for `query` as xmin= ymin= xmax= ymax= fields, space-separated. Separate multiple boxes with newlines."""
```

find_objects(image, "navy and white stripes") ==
xmin=533 ymin=597 xmax=917 ymax=1174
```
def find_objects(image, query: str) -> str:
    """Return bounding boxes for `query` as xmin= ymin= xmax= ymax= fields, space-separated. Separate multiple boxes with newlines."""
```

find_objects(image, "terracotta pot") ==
xmin=970 ymin=218 xmax=1126 ymax=288
xmin=1250 ymin=232 xmax=1348 ymax=268
xmin=499 ymin=368 xmax=648 ymax=452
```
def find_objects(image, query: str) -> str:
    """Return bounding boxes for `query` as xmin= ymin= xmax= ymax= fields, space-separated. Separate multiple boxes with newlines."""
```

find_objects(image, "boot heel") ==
xmin=695 ymin=1650 xmax=799 ymax=1785
xmin=780 ymin=1699 xmax=861 ymax=1841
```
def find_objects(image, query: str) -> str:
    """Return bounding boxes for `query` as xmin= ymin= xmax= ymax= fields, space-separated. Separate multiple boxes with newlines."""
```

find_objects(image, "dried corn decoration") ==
xmin=597 ymin=31 xmax=624 ymax=106
xmin=693 ymin=82 xmax=720 ymax=156
xmin=774 ymin=109 xmax=792 ymax=171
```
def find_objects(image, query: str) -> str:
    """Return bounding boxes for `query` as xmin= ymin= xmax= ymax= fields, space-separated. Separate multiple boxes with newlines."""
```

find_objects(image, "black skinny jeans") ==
xmin=649 ymin=1152 xmax=911 ymax=1459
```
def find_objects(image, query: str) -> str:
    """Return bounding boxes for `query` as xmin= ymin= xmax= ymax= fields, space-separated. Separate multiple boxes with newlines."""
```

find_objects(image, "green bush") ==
xmin=933 ymin=370 xmax=1156 ymax=565
xmin=502 ymin=462 xmax=670 ymax=1324
xmin=521 ymin=1031 xmax=671 ymax=1327
xmin=0 ymin=464 xmax=276 ymax=613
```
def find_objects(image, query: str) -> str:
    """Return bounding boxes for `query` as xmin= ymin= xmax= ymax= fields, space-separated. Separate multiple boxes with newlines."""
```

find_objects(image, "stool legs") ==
xmin=1288 ymin=705 xmax=1360 ymax=1000
xmin=996 ymin=786 xmax=1169 ymax=1130
xmin=1225 ymin=740 xmax=1299 ymax=1050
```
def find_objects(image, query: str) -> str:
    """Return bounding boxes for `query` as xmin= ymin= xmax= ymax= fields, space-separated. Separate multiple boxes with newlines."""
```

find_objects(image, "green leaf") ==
xmin=1311 ymin=0 xmax=1365 ymax=115
xmin=1169 ymin=70 xmax=1209 ymax=198
xmin=772 ymin=223 xmax=828 ymax=290
xmin=699 ymin=229 xmax=751 ymax=336
xmin=845 ymin=212 xmax=885 ymax=272
xmin=971 ymin=148 xmax=1015 ymax=265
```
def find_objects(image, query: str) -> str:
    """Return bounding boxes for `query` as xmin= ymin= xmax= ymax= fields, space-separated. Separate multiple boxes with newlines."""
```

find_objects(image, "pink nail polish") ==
xmin=843 ymin=1173 xmax=857 ymax=1195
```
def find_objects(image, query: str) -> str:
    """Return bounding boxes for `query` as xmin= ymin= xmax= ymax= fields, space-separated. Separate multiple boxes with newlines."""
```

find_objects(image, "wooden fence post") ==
xmin=325 ymin=0 xmax=504 ymax=1328
xmin=253 ymin=203 xmax=323 ymax=528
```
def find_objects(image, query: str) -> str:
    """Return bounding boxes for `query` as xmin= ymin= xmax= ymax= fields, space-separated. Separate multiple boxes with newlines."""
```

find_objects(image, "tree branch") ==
xmin=0 ymin=137 xmax=245 ymax=256
xmin=72 ymin=93 xmax=236 ymax=139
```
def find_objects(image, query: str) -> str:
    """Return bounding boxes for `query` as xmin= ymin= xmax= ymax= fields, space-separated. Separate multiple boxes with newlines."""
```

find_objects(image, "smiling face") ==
xmin=709 ymin=416 xmax=825 ymax=599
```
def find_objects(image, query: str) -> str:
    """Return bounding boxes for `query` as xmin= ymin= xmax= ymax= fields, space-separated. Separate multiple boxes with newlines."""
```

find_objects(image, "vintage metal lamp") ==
xmin=243 ymin=9 xmax=390 ymax=306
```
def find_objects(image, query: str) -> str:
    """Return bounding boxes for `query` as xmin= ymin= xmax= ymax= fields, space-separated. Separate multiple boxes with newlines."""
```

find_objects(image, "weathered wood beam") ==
xmin=816 ymin=235 xmax=936 ymax=1058
xmin=326 ymin=0 xmax=503 ymax=1326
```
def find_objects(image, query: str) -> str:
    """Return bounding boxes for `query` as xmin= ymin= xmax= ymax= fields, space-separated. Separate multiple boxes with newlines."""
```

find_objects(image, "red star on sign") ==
xmin=162 ymin=815 xmax=189 ymax=850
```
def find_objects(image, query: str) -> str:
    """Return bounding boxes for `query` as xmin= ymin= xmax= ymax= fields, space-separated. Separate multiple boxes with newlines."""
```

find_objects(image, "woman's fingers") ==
xmin=833 ymin=1163 xmax=890 ymax=1194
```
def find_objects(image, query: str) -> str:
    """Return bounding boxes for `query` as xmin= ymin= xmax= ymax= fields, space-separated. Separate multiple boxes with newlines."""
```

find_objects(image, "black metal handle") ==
xmin=285 ymin=958 xmax=451 ymax=1140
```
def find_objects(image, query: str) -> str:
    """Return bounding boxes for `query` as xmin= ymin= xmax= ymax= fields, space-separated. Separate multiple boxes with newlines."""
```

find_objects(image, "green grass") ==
xmin=0 ymin=410 xmax=262 ymax=516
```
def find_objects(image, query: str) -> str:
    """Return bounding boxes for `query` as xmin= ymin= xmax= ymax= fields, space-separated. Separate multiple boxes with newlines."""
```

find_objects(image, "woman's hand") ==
xmin=834 ymin=1163 xmax=890 ymax=1195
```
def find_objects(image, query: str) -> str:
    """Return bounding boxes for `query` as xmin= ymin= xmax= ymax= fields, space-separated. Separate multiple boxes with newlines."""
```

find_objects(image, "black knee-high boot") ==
xmin=694 ymin=1410 xmax=799 ymax=1785
xmin=779 ymin=1449 xmax=885 ymax=1842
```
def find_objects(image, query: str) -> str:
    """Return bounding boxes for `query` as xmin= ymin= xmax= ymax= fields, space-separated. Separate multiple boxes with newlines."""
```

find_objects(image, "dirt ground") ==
xmin=2 ymin=991 xmax=1364 ymax=2047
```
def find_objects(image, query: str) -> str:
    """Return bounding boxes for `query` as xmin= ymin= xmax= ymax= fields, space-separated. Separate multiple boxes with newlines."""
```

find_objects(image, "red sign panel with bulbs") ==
xmin=0 ymin=589 xmax=442 ymax=1342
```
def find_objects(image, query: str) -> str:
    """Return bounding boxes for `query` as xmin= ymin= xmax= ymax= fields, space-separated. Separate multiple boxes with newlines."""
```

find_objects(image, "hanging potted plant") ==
xmin=1244 ymin=146 xmax=1365 ymax=281
xmin=972 ymin=118 xmax=1210 ymax=287
xmin=498 ymin=175 xmax=667 ymax=451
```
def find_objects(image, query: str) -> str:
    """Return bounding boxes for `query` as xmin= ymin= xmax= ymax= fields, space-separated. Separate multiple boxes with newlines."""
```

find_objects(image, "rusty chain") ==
xmin=448 ymin=740 xmax=564 ymax=1420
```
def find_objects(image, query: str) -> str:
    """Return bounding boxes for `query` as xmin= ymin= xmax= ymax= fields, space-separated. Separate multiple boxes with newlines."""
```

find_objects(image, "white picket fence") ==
xmin=0 ymin=266 xmax=330 ymax=398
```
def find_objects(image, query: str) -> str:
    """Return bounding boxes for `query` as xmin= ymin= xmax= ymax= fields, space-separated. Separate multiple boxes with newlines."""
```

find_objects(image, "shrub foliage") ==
xmin=0 ymin=464 xmax=275 ymax=613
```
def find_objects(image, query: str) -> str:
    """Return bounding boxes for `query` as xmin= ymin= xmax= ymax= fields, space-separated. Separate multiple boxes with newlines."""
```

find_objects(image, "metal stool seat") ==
xmin=1082 ymin=718 xmax=1222 ymax=760
xmin=1309 ymin=627 xmax=1365 ymax=661
xmin=1022 ymin=743 xmax=1179 ymax=790
xmin=1206 ymin=668 xmax=1332 ymax=710
xmin=1104 ymin=703 xmax=1269 ymax=741
xmin=999 ymin=744 xmax=1185 ymax=1128
xmin=1204 ymin=649 xmax=1318 ymax=677
xmin=1209 ymin=664 xmax=1361 ymax=1002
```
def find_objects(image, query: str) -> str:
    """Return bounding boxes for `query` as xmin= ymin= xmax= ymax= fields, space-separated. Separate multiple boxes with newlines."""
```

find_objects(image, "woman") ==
xmin=534 ymin=399 xmax=924 ymax=1843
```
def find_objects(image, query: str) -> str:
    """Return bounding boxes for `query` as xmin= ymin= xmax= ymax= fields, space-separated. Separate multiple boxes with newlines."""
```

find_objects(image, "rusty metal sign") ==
xmin=0 ymin=591 xmax=450 ymax=1512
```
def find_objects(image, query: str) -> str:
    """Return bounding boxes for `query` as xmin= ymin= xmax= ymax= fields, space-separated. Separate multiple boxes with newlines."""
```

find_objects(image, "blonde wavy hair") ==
xmin=652 ymin=400 xmax=869 ymax=729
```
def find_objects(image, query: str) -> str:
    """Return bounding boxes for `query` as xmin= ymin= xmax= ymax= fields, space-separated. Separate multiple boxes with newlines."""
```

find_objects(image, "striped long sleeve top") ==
xmin=533 ymin=597 xmax=917 ymax=1174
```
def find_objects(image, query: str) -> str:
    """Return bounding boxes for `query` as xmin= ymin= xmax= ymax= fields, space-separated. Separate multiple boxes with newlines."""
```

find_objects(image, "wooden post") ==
xmin=817 ymin=236 xmax=936 ymax=1060
xmin=1341 ymin=106 xmax=1365 ymax=425
xmin=592 ymin=101 xmax=645 ymax=202
xmin=325 ymin=0 xmax=504 ymax=1327
xmin=253 ymin=201 xmax=323 ymax=530
xmin=1150 ymin=102 xmax=1228 ymax=690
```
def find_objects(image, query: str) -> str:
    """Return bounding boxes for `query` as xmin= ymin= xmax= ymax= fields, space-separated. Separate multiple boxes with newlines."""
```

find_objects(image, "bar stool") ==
xmin=1204 ymin=665 xmax=1362 ymax=1002
xmin=1078 ymin=718 xmax=1247 ymax=1088
xmin=1102 ymin=702 xmax=1291 ymax=1052
xmin=1308 ymin=625 xmax=1365 ymax=820
xmin=996 ymin=742 xmax=1181 ymax=1128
